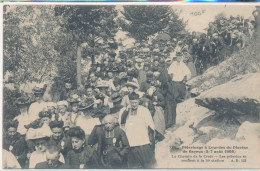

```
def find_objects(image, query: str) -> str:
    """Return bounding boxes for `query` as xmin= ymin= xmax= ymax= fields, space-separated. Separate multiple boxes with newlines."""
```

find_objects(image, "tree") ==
xmin=54 ymin=6 xmax=119 ymax=86
xmin=118 ymin=6 xmax=186 ymax=42
xmin=3 ymin=5 xmax=61 ymax=85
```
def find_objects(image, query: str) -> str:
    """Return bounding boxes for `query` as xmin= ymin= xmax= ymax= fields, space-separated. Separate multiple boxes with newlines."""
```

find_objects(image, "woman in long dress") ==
xmin=28 ymin=84 xmax=48 ymax=123
xmin=13 ymin=95 xmax=31 ymax=136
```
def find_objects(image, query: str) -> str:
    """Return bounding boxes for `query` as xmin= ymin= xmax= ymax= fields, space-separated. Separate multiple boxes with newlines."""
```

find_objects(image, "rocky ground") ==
xmin=155 ymin=40 xmax=260 ymax=168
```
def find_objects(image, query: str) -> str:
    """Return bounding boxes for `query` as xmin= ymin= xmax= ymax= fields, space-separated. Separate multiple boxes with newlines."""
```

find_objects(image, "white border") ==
xmin=0 ymin=2 xmax=259 ymax=170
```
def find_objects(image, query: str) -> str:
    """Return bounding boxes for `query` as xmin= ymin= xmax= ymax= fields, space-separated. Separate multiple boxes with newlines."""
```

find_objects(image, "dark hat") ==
xmin=49 ymin=120 xmax=64 ymax=129
xmin=33 ymin=84 xmax=47 ymax=94
xmin=110 ymin=66 xmax=119 ymax=72
xmin=113 ymin=77 xmax=121 ymax=86
xmin=24 ymin=119 xmax=42 ymax=129
xmin=128 ymin=92 xmax=140 ymax=100
xmin=109 ymin=92 xmax=122 ymax=103
xmin=39 ymin=111 xmax=52 ymax=119
xmin=92 ymin=106 xmax=110 ymax=119
xmin=125 ymin=81 xmax=139 ymax=89
xmin=176 ymin=51 xmax=183 ymax=57
xmin=146 ymin=71 xmax=154 ymax=78
xmin=67 ymin=94 xmax=81 ymax=104
xmin=67 ymin=126 xmax=85 ymax=140
xmin=118 ymin=72 xmax=129 ymax=80
xmin=144 ymin=62 xmax=150 ymax=67
xmin=78 ymin=99 xmax=95 ymax=110
xmin=108 ymin=52 xmax=117 ymax=57
xmin=4 ymin=120 xmax=18 ymax=130
xmin=85 ymin=84 xmax=94 ymax=90
xmin=15 ymin=95 xmax=31 ymax=105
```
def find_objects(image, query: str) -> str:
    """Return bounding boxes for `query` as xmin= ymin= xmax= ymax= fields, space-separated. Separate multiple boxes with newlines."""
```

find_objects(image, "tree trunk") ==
xmin=91 ymin=53 xmax=95 ymax=65
xmin=76 ymin=45 xmax=82 ymax=88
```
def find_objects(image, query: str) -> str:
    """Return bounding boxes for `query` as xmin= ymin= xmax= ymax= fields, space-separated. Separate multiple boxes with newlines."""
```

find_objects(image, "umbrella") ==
xmin=156 ymin=33 xmax=171 ymax=41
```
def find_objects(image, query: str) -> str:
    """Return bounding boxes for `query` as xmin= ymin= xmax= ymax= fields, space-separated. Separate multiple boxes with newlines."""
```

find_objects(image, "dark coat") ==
xmin=153 ymin=89 xmax=166 ymax=109
xmin=3 ymin=133 xmax=28 ymax=168
xmin=88 ymin=125 xmax=130 ymax=168
xmin=47 ymin=134 xmax=72 ymax=158
xmin=35 ymin=161 xmax=66 ymax=169
xmin=65 ymin=145 xmax=99 ymax=169
xmin=139 ymin=81 xmax=152 ymax=93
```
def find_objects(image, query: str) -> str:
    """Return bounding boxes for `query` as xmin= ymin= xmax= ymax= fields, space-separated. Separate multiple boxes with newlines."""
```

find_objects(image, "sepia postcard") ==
xmin=1 ymin=2 xmax=260 ymax=169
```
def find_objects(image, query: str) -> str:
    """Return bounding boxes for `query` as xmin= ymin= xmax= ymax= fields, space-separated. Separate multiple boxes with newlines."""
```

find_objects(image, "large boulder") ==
xmin=176 ymin=98 xmax=215 ymax=127
xmin=187 ymin=40 xmax=260 ymax=95
xmin=195 ymin=73 xmax=260 ymax=123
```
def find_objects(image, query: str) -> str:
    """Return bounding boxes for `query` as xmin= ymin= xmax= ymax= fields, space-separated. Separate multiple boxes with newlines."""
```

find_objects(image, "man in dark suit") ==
xmin=35 ymin=146 xmax=66 ymax=169
xmin=88 ymin=115 xmax=130 ymax=169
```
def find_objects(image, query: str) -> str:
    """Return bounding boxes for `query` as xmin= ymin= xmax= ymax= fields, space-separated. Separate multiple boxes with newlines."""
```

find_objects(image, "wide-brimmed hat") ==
xmin=109 ymin=66 xmax=119 ymax=72
xmin=146 ymin=71 xmax=154 ymax=78
xmin=174 ymin=51 xmax=183 ymax=58
xmin=32 ymin=84 xmax=47 ymax=94
xmin=26 ymin=123 xmax=52 ymax=141
xmin=136 ymin=59 xmax=143 ymax=63
xmin=125 ymin=81 xmax=139 ymax=89
xmin=109 ymin=92 xmax=122 ymax=103
xmin=38 ymin=111 xmax=52 ymax=119
xmin=96 ymin=80 xmax=109 ymax=88
xmin=143 ymin=62 xmax=150 ymax=67
xmin=67 ymin=94 xmax=81 ymax=103
xmin=78 ymin=99 xmax=95 ymax=110
xmin=15 ymin=95 xmax=31 ymax=105
xmin=128 ymin=92 xmax=140 ymax=100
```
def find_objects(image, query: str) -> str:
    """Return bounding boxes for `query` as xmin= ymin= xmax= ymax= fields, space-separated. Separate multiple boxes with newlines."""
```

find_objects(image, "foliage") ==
xmin=118 ymin=6 xmax=187 ymax=41
xmin=3 ymin=5 xmax=61 ymax=84
xmin=54 ymin=6 xmax=119 ymax=64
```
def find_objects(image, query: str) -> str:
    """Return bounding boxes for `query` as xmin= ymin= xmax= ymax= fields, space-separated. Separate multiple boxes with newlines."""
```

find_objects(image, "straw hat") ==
xmin=26 ymin=123 xmax=52 ymax=141
xmin=125 ymin=81 xmax=139 ymax=89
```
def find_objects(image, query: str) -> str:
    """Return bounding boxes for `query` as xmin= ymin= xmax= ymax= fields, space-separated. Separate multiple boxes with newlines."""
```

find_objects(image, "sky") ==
xmin=115 ymin=4 xmax=257 ymax=47
xmin=173 ymin=4 xmax=256 ymax=32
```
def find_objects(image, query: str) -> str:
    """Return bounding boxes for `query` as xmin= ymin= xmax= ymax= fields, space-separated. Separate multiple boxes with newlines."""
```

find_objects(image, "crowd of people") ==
xmin=3 ymin=8 xmax=260 ymax=169
xmin=3 ymin=49 xmax=192 ymax=169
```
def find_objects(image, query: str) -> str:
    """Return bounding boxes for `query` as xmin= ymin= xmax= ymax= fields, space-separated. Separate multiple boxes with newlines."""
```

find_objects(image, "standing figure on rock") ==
xmin=168 ymin=52 xmax=191 ymax=103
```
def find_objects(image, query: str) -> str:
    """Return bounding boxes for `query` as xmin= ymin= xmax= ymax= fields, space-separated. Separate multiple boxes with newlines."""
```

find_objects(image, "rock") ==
xmin=236 ymin=121 xmax=260 ymax=141
xmin=195 ymin=73 xmax=260 ymax=123
xmin=176 ymin=98 xmax=215 ymax=127
xmin=187 ymin=40 xmax=260 ymax=94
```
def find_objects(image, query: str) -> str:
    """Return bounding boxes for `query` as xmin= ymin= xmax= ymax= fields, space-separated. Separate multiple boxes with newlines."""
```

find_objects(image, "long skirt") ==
xmin=165 ymin=98 xmax=177 ymax=128
xmin=153 ymin=106 xmax=166 ymax=136
xmin=186 ymin=61 xmax=197 ymax=78
xmin=127 ymin=144 xmax=156 ymax=169
xmin=173 ymin=81 xmax=186 ymax=102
